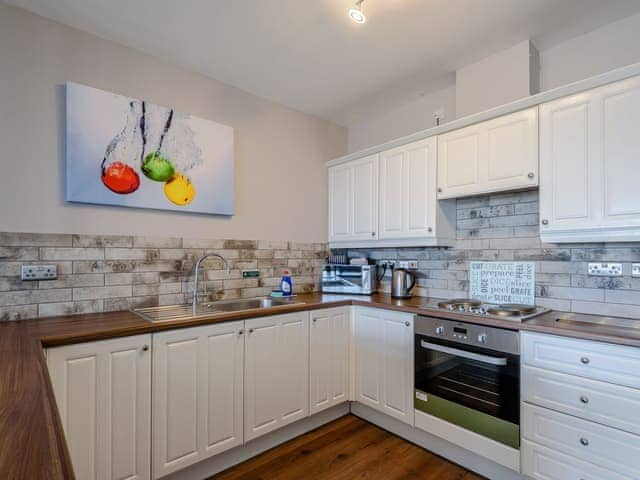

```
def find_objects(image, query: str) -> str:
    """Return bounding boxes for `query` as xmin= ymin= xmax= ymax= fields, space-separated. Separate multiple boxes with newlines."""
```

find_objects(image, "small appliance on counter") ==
xmin=390 ymin=267 xmax=416 ymax=298
xmin=321 ymin=263 xmax=377 ymax=295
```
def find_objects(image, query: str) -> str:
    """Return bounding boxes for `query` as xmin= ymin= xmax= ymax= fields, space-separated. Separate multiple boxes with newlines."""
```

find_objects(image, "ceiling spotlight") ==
xmin=349 ymin=0 xmax=366 ymax=24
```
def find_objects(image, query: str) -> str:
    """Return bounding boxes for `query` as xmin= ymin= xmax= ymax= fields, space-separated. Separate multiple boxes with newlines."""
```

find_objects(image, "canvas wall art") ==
xmin=66 ymin=82 xmax=234 ymax=215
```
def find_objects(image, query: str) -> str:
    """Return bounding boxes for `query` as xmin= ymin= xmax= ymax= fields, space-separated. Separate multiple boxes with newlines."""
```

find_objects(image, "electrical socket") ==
xmin=398 ymin=260 xmax=418 ymax=270
xmin=587 ymin=262 xmax=622 ymax=277
xmin=21 ymin=264 xmax=57 ymax=281
xmin=632 ymin=264 xmax=640 ymax=277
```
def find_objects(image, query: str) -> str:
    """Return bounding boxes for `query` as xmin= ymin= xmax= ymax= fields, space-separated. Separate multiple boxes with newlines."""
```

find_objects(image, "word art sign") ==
xmin=469 ymin=262 xmax=535 ymax=305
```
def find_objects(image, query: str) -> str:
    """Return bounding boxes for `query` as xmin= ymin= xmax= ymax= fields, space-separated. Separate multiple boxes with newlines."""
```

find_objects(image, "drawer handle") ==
xmin=580 ymin=356 xmax=590 ymax=365
xmin=580 ymin=437 xmax=589 ymax=446
xmin=580 ymin=395 xmax=589 ymax=404
xmin=405 ymin=321 xmax=411 ymax=327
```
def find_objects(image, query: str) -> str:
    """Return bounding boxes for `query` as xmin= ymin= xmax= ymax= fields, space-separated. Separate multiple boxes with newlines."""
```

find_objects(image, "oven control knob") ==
xmin=435 ymin=326 xmax=445 ymax=336
xmin=477 ymin=334 xmax=487 ymax=344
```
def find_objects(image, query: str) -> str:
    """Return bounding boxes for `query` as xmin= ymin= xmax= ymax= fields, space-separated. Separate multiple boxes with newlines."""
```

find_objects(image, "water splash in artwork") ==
xmin=101 ymin=100 xmax=203 ymax=205
xmin=101 ymin=101 xmax=143 ymax=194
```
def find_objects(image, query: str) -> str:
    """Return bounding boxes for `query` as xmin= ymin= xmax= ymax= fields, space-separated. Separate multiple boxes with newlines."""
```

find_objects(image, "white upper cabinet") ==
xmin=47 ymin=335 xmax=151 ymax=480
xmin=437 ymin=107 xmax=538 ymax=198
xmin=328 ymin=154 xmax=378 ymax=244
xmin=244 ymin=312 xmax=309 ymax=442
xmin=152 ymin=321 xmax=244 ymax=478
xmin=329 ymin=138 xmax=455 ymax=248
xmin=540 ymin=76 xmax=640 ymax=242
xmin=379 ymin=137 xmax=454 ymax=243
xmin=309 ymin=307 xmax=350 ymax=415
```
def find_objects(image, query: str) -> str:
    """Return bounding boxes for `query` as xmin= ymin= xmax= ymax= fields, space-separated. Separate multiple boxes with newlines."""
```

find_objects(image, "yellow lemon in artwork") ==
xmin=164 ymin=173 xmax=195 ymax=206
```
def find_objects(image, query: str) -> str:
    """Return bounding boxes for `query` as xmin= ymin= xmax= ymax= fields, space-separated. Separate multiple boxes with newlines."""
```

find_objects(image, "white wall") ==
xmin=455 ymin=40 xmax=537 ymax=118
xmin=346 ymin=12 xmax=640 ymax=154
xmin=0 ymin=4 xmax=347 ymax=242
xmin=347 ymin=85 xmax=455 ymax=153
xmin=539 ymin=12 xmax=640 ymax=91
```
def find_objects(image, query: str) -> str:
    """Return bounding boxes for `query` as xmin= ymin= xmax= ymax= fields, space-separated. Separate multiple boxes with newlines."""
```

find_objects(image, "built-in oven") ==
xmin=414 ymin=315 xmax=520 ymax=449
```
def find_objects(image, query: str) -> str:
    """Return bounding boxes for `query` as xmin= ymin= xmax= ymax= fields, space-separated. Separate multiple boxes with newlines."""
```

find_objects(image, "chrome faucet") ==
xmin=192 ymin=253 xmax=231 ymax=314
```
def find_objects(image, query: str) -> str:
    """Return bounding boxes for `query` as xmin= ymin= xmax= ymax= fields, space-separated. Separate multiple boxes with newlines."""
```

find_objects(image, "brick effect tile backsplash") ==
xmin=0 ymin=233 xmax=328 ymax=320
xmin=343 ymin=190 xmax=640 ymax=320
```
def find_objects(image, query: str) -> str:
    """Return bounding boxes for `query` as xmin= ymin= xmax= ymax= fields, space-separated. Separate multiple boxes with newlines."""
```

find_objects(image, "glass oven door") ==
xmin=414 ymin=334 xmax=520 ymax=448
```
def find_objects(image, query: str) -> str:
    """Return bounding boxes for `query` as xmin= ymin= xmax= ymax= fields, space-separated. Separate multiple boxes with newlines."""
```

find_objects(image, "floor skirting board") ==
xmin=350 ymin=403 xmax=525 ymax=480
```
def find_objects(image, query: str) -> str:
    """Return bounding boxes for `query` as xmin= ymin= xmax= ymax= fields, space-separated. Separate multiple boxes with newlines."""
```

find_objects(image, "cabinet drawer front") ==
xmin=523 ymin=365 xmax=640 ymax=435
xmin=522 ymin=439 xmax=633 ymax=480
xmin=522 ymin=403 xmax=640 ymax=477
xmin=522 ymin=332 xmax=640 ymax=388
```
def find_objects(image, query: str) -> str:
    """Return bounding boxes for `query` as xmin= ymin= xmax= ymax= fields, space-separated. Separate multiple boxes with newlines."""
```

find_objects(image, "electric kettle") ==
xmin=391 ymin=267 xmax=416 ymax=298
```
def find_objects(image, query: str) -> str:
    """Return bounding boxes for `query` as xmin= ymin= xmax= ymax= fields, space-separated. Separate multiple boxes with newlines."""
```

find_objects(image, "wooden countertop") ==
xmin=2 ymin=292 xmax=640 ymax=479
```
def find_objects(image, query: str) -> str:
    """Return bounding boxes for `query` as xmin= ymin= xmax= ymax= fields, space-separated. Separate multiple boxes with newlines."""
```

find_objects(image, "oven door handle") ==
xmin=420 ymin=340 xmax=508 ymax=366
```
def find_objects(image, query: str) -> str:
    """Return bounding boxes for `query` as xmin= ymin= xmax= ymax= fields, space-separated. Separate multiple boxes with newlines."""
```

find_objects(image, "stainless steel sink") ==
xmin=133 ymin=297 xmax=304 ymax=322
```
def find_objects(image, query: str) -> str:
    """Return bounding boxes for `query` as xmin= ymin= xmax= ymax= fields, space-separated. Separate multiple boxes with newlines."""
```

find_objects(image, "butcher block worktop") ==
xmin=1 ymin=292 xmax=640 ymax=479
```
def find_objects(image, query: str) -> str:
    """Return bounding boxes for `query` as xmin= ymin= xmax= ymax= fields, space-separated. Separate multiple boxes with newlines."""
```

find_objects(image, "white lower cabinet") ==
xmin=152 ymin=321 xmax=244 ymax=478
xmin=522 ymin=440 xmax=633 ymax=480
xmin=353 ymin=307 xmax=414 ymax=425
xmin=244 ymin=311 xmax=310 ymax=441
xmin=522 ymin=331 xmax=640 ymax=480
xmin=309 ymin=307 xmax=350 ymax=414
xmin=47 ymin=335 xmax=152 ymax=480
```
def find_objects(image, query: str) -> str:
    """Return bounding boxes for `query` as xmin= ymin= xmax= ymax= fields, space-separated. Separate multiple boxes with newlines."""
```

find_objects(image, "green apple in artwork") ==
xmin=142 ymin=153 xmax=176 ymax=182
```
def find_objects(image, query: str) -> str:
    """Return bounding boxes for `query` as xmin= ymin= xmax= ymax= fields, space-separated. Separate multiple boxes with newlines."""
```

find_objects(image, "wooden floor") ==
xmin=213 ymin=415 xmax=485 ymax=480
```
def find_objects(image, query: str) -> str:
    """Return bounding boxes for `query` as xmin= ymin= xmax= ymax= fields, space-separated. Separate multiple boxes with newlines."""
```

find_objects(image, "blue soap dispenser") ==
xmin=281 ymin=269 xmax=293 ymax=297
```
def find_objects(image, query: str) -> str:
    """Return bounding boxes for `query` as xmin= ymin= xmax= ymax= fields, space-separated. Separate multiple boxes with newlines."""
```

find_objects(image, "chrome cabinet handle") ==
xmin=541 ymin=219 xmax=549 ymax=225
xmin=427 ymin=227 xmax=433 ymax=233
xmin=580 ymin=395 xmax=589 ymax=404
xmin=248 ymin=328 xmax=254 ymax=334
xmin=371 ymin=232 xmax=376 ymax=237
xmin=238 ymin=329 xmax=244 ymax=335
xmin=312 ymin=318 xmax=317 ymax=323
xmin=581 ymin=356 xmax=590 ymax=365
xmin=142 ymin=345 xmax=149 ymax=352
xmin=437 ymin=187 xmax=443 ymax=193
xmin=528 ymin=172 xmax=535 ymax=179
xmin=405 ymin=321 xmax=410 ymax=327
xmin=580 ymin=437 xmax=589 ymax=446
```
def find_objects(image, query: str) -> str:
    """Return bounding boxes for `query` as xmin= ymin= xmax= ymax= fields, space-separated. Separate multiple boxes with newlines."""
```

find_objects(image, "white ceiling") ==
xmin=6 ymin=0 xmax=640 ymax=126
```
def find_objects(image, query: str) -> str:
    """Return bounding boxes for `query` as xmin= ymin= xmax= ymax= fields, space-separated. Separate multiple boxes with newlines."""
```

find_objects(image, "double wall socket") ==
xmin=21 ymin=264 xmax=57 ymax=281
xmin=632 ymin=264 xmax=640 ymax=277
xmin=380 ymin=260 xmax=418 ymax=270
xmin=587 ymin=263 xmax=622 ymax=277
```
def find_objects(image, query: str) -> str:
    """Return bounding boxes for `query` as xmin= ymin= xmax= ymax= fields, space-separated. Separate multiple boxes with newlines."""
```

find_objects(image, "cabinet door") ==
xmin=380 ymin=311 xmax=414 ymax=425
xmin=47 ymin=335 xmax=151 ymax=480
xmin=483 ymin=108 xmax=538 ymax=191
xmin=309 ymin=307 xmax=350 ymax=414
xmin=152 ymin=321 xmax=243 ymax=478
xmin=353 ymin=308 xmax=383 ymax=410
xmin=244 ymin=312 xmax=309 ymax=441
xmin=380 ymin=138 xmax=436 ymax=239
xmin=438 ymin=107 xmax=538 ymax=198
xmin=328 ymin=163 xmax=352 ymax=242
xmin=351 ymin=154 xmax=379 ymax=240
xmin=539 ymin=93 xmax=597 ymax=233
xmin=598 ymin=77 xmax=640 ymax=229
xmin=437 ymin=123 xmax=482 ymax=198
xmin=328 ymin=155 xmax=379 ymax=243
xmin=353 ymin=308 xmax=414 ymax=425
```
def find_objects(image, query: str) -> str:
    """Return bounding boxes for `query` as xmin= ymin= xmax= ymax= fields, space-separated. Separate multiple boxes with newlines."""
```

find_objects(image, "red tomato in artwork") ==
xmin=101 ymin=161 xmax=140 ymax=194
